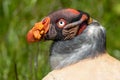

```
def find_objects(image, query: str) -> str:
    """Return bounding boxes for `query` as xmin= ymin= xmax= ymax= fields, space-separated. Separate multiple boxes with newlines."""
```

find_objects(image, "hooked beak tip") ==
xmin=26 ymin=30 xmax=35 ymax=43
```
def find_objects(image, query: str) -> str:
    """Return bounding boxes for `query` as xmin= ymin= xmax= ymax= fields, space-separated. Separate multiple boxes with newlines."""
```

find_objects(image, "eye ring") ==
xmin=57 ymin=19 xmax=66 ymax=28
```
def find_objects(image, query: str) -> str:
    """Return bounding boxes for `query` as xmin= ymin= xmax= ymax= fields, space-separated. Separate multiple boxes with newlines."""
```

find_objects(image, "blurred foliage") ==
xmin=0 ymin=0 xmax=120 ymax=80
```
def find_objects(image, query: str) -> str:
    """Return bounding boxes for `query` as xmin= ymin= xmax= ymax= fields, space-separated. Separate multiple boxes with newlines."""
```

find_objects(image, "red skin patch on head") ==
xmin=78 ymin=24 xmax=87 ymax=35
xmin=81 ymin=14 xmax=88 ymax=21
xmin=66 ymin=8 xmax=80 ymax=15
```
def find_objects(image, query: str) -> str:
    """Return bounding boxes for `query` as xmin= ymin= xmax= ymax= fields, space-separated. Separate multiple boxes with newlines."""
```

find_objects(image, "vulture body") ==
xmin=27 ymin=8 xmax=120 ymax=80
xmin=43 ymin=53 xmax=120 ymax=80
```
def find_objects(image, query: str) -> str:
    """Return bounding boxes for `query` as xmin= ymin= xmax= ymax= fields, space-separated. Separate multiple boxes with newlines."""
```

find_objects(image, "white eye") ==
xmin=59 ymin=21 xmax=65 ymax=26
xmin=57 ymin=19 xmax=66 ymax=28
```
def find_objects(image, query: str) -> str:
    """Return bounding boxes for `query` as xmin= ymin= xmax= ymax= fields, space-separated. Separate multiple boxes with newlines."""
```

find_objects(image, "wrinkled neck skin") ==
xmin=50 ymin=20 xmax=106 ymax=69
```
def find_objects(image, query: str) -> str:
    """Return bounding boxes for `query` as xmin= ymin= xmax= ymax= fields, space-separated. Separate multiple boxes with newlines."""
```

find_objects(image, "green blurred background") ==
xmin=0 ymin=0 xmax=120 ymax=80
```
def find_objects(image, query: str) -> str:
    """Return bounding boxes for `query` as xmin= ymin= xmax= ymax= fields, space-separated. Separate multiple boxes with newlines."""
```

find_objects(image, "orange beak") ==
xmin=27 ymin=17 xmax=50 ymax=43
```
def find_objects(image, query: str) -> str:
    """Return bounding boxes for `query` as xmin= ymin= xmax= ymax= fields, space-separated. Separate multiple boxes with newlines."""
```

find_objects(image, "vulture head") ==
xmin=27 ymin=8 xmax=93 ymax=42
xmin=27 ymin=8 xmax=106 ymax=69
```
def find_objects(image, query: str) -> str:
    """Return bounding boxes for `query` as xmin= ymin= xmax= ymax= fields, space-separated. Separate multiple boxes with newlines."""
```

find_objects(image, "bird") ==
xmin=27 ymin=8 xmax=120 ymax=79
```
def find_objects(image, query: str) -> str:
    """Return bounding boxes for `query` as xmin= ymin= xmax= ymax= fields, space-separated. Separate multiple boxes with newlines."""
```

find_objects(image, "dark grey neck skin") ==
xmin=49 ymin=20 xmax=106 ymax=69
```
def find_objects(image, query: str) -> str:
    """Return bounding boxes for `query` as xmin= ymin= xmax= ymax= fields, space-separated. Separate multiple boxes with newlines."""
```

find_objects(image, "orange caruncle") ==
xmin=33 ymin=30 xmax=41 ymax=40
xmin=32 ymin=22 xmax=45 ymax=40
xmin=27 ymin=17 xmax=50 ymax=43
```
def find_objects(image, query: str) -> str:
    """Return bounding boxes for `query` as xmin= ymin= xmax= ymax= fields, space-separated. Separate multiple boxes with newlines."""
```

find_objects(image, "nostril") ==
xmin=42 ymin=17 xmax=50 ymax=25
xmin=42 ymin=18 xmax=47 ymax=24
xmin=42 ymin=17 xmax=48 ymax=24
